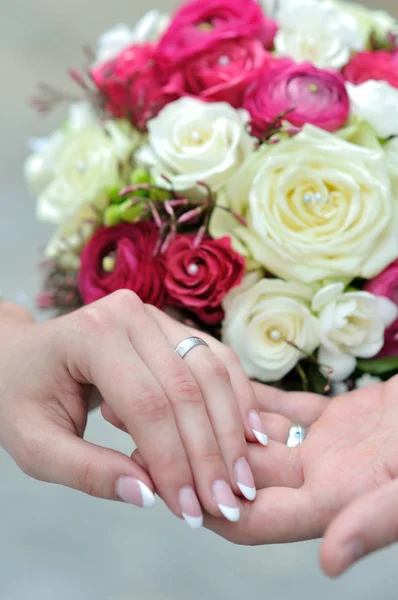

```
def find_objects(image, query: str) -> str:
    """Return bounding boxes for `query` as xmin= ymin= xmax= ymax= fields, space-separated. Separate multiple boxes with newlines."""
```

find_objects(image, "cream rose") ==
xmin=347 ymin=81 xmax=398 ymax=139
xmin=312 ymin=283 xmax=398 ymax=381
xmin=24 ymin=102 xmax=140 ymax=258
xmin=222 ymin=274 xmax=320 ymax=382
xmin=275 ymin=0 xmax=365 ymax=69
xmin=210 ymin=125 xmax=398 ymax=283
xmin=94 ymin=11 xmax=170 ymax=65
xmin=138 ymin=98 xmax=254 ymax=196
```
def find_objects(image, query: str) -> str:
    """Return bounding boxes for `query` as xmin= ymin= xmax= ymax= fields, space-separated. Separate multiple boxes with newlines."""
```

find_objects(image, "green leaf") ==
xmin=308 ymin=365 xmax=329 ymax=395
xmin=357 ymin=356 xmax=398 ymax=375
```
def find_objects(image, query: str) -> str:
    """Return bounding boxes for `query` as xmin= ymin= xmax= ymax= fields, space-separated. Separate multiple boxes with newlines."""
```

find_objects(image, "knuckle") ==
xmin=203 ymin=354 xmax=231 ymax=385
xmin=200 ymin=446 xmax=223 ymax=467
xmin=134 ymin=389 xmax=170 ymax=423
xmin=75 ymin=459 xmax=98 ymax=497
xmin=75 ymin=305 xmax=111 ymax=338
xmin=110 ymin=289 xmax=142 ymax=313
xmin=170 ymin=372 xmax=203 ymax=406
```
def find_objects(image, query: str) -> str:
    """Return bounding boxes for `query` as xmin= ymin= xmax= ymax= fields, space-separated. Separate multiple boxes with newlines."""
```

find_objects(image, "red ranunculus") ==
xmin=364 ymin=260 xmax=398 ymax=356
xmin=91 ymin=43 xmax=183 ymax=130
xmin=181 ymin=38 xmax=272 ymax=108
xmin=343 ymin=50 xmax=398 ymax=88
xmin=244 ymin=61 xmax=350 ymax=138
xmin=156 ymin=0 xmax=277 ymax=68
xmin=79 ymin=222 xmax=166 ymax=307
xmin=165 ymin=234 xmax=245 ymax=325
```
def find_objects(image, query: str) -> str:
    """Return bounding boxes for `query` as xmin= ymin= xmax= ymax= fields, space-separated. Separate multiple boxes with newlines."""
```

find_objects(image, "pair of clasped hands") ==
xmin=1 ymin=291 xmax=398 ymax=577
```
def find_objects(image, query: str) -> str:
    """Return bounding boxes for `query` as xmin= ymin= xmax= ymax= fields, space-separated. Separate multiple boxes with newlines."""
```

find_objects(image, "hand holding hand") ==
xmin=204 ymin=378 xmax=398 ymax=576
xmin=0 ymin=292 xmax=267 ymax=528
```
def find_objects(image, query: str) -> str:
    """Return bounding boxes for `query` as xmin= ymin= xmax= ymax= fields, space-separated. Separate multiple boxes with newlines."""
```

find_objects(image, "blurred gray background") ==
xmin=1 ymin=0 xmax=398 ymax=598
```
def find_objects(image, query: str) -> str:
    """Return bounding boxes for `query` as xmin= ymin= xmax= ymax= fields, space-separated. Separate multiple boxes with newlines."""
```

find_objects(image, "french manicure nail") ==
xmin=249 ymin=410 xmax=269 ymax=446
xmin=212 ymin=480 xmax=240 ymax=522
xmin=234 ymin=457 xmax=256 ymax=501
xmin=338 ymin=540 xmax=365 ymax=573
xmin=116 ymin=477 xmax=156 ymax=508
xmin=179 ymin=486 xmax=203 ymax=530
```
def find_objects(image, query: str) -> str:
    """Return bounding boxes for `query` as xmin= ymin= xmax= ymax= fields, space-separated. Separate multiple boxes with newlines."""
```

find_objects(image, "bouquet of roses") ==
xmin=24 ymin=0 xmax=398 ymax=394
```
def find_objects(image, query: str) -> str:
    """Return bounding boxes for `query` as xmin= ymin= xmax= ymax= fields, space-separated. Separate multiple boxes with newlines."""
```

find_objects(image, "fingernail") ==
xmin=234 ymin=457 xmax=256 ymax=501
xmin=338 ymin=540 xmax=365 ymax=573
xmin=116 ymin=477 xmax=156 ymax=508
xmin=212 ymin=480 xmax=240 ymax=522
xmin=179 ymin=486 xmax=203 ymax=530
xmin=248 ymin=410 xmax=268 ymax=446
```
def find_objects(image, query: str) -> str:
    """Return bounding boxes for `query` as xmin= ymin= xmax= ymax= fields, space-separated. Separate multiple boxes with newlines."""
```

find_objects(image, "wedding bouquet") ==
xmin=25 ymin=0 xmax=398 ymax=393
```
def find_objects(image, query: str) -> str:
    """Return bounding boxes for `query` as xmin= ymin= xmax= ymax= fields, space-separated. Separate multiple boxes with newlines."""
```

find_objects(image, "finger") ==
xmin=101 ymin=401 xmax=128 ymax=433
xmin=152 ymin=307 xmax=266 ymax=445
xmin=248 ymin=441 xmax=304 ymax=489
xmin=321 ymin=478 xmax=398 ymax=578
xmin=147 ymin=306 xmax=254 ymax=504
xmin=131 ymin=438 xmax=303 ymax=493
xmin=252 ymin=382 xmax=329 ymax=426
xmin=131 ymin=448 xmax=149 ymax=472
xmin=204 ymin=487 xmax=322 ymax=545
xmin=260 ymin=412 xmax=292 ymax=443
xmin=68 ymin=296 xmax=197 ymax=522
xmin=128 ymin=304 xmax=246 ymax=518
xmin=13 ymin=422 xmax=156 ymax=508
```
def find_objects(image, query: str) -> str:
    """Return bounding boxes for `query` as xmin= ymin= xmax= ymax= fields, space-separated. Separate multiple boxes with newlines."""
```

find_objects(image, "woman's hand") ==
xmin=203 ymin=378 xmax=398 ymax=574
xmin=0 ymin=292 xmax=266 ymax=527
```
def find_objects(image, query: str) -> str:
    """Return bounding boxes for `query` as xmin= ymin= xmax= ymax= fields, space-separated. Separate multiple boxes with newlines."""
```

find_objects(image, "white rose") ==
xmin=24 ymin=104 xmax=140 ymax=258
xmin=222 ymin=275 xmax=320 ymax=382
xmin=275 ymin=0 xmax=365 ymax=69
xmin=95 ymin=11 xmax=170 ymax=64
xmin=331 ymin=0 xmax=398 ymax=40
xmin=24 ymin=102 xmax=98 ymax=197
xmin=210 ymin=125 xmax=398 ymax=283
xmin=385 ymin=136 xmax=398 ymax=195
xmin=347 ymin=81 xmax=398 ymax=139
xmin=312 ymin=283 xmax=398 ymax=381
xmin=138 ymin=98 xmax=254 ymax=196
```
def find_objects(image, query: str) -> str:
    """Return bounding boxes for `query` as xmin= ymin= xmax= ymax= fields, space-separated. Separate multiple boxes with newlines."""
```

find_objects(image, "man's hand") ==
xmin=203 ymin=378 xmax=398 ymax=576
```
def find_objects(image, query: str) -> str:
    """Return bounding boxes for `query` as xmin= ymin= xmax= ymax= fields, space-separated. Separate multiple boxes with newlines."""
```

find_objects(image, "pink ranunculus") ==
xmin=156 ymin=0 xmax=277 ymax=68
xmin=181 ymin=38 xmax=272 ymax=108
xmin=91 ymin=43 xmax=183 ymax=130
xmin=244 ymin=61 xmax=350 ymax=138
xmin=343 ymin=50 xmax=398 ymax=88
xmin=165 ymin=234 xmax=245 ymax=325
xmin=364 ymin=261 xmax=398 ymax=356
xmin=79 ymin=222 xmax=166 ymax=307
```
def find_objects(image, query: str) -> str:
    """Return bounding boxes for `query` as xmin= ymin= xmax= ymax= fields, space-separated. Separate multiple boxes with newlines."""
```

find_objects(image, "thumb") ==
xmin=321 ymin=478 xmax=398 ymax=577
xmin=18 ymin=426 xmax=156 ymax=509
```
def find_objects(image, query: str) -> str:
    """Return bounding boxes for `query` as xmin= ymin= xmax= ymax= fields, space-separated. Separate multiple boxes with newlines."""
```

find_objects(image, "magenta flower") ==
xmin=156 ymin=0 xmax=277 ymax=68
xmin=244 ymin=61 xmax=350 ymax=138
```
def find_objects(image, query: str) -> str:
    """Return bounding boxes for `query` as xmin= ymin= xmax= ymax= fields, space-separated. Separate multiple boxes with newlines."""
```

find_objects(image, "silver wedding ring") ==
xmin=175 ymin=336 xmax=209 ymax=360
xmin=287 ymin=424 xmax=306 ymax=448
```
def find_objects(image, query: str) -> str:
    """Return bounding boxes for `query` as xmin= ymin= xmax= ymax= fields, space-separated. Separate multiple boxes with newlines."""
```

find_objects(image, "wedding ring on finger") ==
xmin=175 ymin=337 xmax=210 ymax=360
xmin=286 ymin=424 xmax=306 ymax=448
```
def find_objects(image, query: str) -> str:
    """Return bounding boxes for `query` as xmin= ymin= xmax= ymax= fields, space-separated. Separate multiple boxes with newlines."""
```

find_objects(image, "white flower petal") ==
xmin=376 ymin=296 xmax=398 ymax=328
xmin=347 ymin=81 xmax=398 ymax=139
xmin=275 ymin=0 xmax=365 ymax=68
xmin=312 ymin=283 xmax=344 ymax=313
xmin=356 ymin=374 xmax=382 ymax=389
xmin=318 ymin=346 xmax=357 ymax=382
